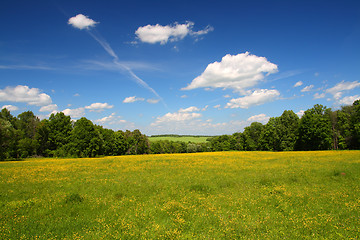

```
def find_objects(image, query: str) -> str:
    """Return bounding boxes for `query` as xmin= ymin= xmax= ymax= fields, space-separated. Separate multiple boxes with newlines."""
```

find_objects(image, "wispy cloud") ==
xmin=123 ymin=96 xmax=145 ymax=103
xmin=294 ymin=81 xmax=303 ymax=87
xmin=301 ymin=85 xmax=314 ymax=92
xmin=0 ymin=64 xmax=55 ymax=70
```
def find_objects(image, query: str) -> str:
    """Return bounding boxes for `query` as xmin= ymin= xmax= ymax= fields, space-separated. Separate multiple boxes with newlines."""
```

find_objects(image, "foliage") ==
xmin=1 ymin=100 xmax=360 ymax=160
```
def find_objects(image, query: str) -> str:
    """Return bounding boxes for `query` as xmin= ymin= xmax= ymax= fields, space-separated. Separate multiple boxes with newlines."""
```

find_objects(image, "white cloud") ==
xmin=213 ymin=104 xmax=221 ymax=109
xmin=40 ymin=104 xmax=58 ymax=112
xmin=0 ymin=85 xmax=52 ymax=106
xmin=182 ymin=52 xmax=278 ymax=93
xmin=62 ymin=108 xmax=85 ymax=118
xmin=94 ymin=113 xmax=136 ymax=130
xmin=94 ymin=113 xmax=125 ymax=124
xmin=296 ymin=110 xmax=305 ymax=117
xmin=180 ymin=95 xmax=188 ymax=98
xmin=223 ymin=94 xmax=231 ymax=98
xmin=85 ymin=102 xmax=114 ymax=112
xmin=135 ymin=21 xmax=213 ymax=44
xmin=338 ymin=95 xmax=360 ymax=106
xmin=326 ymin=80 xmax=360 ymax=100
xmin=301 ymin=85 xmax=314 ymax=92
xmin=147 ymin=99 xmax=160 ymax=104
xmin=225 ymin=89 xmax=280 ymax=109
xmin=247 ymin=113 xmax=270 ymax=124
xmin=123 ymin=96 xmax=145 ymax=103
xmin=313 ymin=92 xmax=326 ymax=99
xmin=68 ymin=14 xmax=98 ymax=30
xmin=151 ymin=107 xmax=202 ymax=126
xmin=1 ymin=105 xmax=19 ymax=111
xmin=294 ymin=81 xmax=303 ymax=87
xmin=179 ymin=106 xmax=200 ymax=113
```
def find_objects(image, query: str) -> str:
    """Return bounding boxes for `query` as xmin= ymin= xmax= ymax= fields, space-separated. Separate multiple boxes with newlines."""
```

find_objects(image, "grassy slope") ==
xmin=148 ymin=136 xmax=210 ymax=143
xmin=0 ymin=151 xmax=359 ymax=239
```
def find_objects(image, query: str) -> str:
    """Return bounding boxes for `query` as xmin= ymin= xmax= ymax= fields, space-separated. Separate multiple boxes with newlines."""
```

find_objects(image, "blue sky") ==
xmin=1 ymin=0 xmax=360 ymax=135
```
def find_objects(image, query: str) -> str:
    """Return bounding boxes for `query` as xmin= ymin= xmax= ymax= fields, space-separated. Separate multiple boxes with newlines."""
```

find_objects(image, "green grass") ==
xmin=0 ymin=151 xmax=359 ymax=239
xmin=148 ymin=135 xmax=210 ymax=143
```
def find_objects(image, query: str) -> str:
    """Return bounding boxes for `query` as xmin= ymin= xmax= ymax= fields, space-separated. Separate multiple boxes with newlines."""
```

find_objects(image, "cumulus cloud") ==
xmin=338 ymin=95 xmax=360 ymax=106
xmin=68 ymin=14 xmax=98 ymax=30
xmin=0 ymin=85 xmax=52 ymax=106
xmin=135 ymin=21 xmax=213 ymax=44
xmin=213 ymin=104 xmax=221 ymax=109
xmin=1 ymin=105 xmax=19 ymax=111
xmin=294 ymin=81 xmax=303 ymax=87
xmin=247 ymin=113 xmax=270 ymax=124
xmin=326 ymin=80 xmax=360 ymax=99
xmin=151 ymin=106 xmax=202 ymax=125
xmin=225 ymin=89 xmax=280 ymax=109
xmin=152 ymin=112 xmax=202 ymax=124
xmin=62 ymin=108 xmax=85 ymax=118
xmin=123 ymin=96 xmax=145 ymax=103
xmin=182 ymin=52 xmax=278 ymax=93
xmin=85 ymin=102 xmax=114 ymax=112
xmin=301 ymin=85 xmax=314 ymax=92
xmin=40 ymin=104 xmax=58 ymax=112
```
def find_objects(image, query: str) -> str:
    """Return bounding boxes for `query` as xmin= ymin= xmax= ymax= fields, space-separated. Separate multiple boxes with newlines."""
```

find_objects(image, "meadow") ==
xmin=0 ymin=151 xmax=359 ymax=239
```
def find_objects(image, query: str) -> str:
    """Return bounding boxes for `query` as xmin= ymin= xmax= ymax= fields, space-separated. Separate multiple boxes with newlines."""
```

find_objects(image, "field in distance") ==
xmin=1 ymin=151 xmax=359 ymax=239
xmin=148 ymin=134 xmax=211 ymax=143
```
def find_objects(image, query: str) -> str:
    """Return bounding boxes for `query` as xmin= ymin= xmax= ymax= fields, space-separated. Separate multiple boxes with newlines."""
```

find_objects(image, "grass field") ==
xmin=148 ymin=136 xmax=210 ymax=143
xmin=1 ymin=151 xmax=359 ymax=239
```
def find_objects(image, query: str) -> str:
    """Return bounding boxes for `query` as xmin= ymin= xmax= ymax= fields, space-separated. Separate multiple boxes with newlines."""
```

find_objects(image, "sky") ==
xmin=1 ymin=0 xmax=360 ymax=135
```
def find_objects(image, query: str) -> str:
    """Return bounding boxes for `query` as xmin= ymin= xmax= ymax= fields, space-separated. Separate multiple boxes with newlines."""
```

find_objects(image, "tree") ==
xmin=0 ymin=109 xmax=18 ymax=160
xmin=68 ymin=117 xmax=102 ymax=157
xmin=350 ymin=100 xmax=360 ymax=149
xmin=243 ymin=122 xmax=264 ymax=151
xmin=16 ymin=111 xmax=40 ymax=157
xmin=296 ymin=104 xmax=332 ymax=150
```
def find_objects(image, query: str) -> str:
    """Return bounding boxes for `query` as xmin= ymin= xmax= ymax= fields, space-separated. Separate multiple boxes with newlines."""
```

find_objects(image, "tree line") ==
xmin=1 ymin=100 xmax=359 ymax=160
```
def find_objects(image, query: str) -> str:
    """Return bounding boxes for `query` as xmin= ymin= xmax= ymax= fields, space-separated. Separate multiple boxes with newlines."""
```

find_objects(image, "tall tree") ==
xmin=0 ymin=109 xmax=19 ymax=159
xmin=16 ymin=111 xmax=40 ymax=157
xmin=296 ymin=104 xmax=332 ymax=150
xmin=68 ymin=117 xmax=102 ymax=157
xmin=243 ymin=122 xmax=264 ymax=151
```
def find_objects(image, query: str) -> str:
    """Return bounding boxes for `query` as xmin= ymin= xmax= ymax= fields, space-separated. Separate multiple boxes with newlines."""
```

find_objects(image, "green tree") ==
xmin=0 ymin=109 xmax=19 ymax=160
xmin=351 ymin=100 xmax=360 ymax=149
xmin=243 ymin=122 xmax=264 ymax=151
xmin=67 ymin=117 xmax=102 ymax=157
xmin=296 ymin=104 xmax=332 ymax=150
xmin=16 ymin=111 xmax=40 ymax=157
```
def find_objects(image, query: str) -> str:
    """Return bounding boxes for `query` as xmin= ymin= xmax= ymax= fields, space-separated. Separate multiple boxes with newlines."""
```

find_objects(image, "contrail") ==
xmin=67 ymin=13 xmax=166 ymax=107
xmin=87 ymin=30 xmax=167 ymax=108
